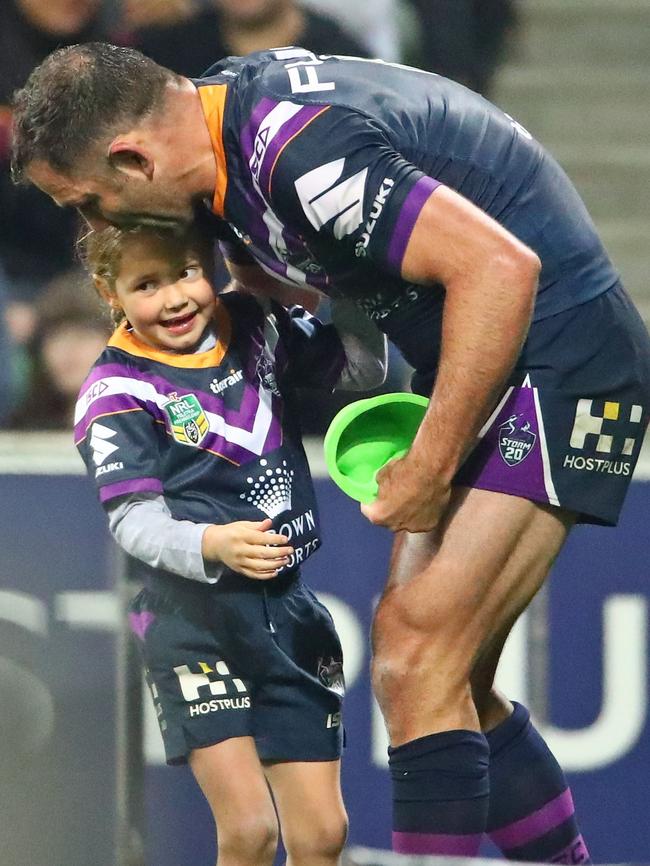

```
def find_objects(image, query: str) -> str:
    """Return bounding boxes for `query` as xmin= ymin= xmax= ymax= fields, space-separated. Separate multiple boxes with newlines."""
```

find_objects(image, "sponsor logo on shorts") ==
xmin=188 ymin=697 xmax=252 ymax=716
xmin=498 ymin=413 xmax=536 ymax=466
xmin=173 ymin=660 xmax=250 ymax=716
xmin=564 ymin=399 xmax=643 ymax=474
xmin=562 ymin=455 xmax=631 ymax=476
xmin=145 ymin=667 xmax=168 ymax=733
xmin=318 ymin=657 xmax=345 ymax=696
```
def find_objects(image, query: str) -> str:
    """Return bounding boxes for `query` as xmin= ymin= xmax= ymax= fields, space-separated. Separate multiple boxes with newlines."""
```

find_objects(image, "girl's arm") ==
xmin=107 ymin=494 xmax=292 ymax=582
xmin=329 ymin=298 xmax=388 ymax=391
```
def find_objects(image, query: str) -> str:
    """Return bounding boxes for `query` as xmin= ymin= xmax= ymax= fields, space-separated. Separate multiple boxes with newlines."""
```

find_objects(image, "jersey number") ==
xmin=274 ymin=47 xmax=336 ymax=94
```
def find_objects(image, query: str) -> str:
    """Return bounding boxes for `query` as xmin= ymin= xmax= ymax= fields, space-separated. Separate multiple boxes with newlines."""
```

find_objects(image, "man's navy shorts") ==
xmin=450 ymin=283 xmax=650 ymax=525
xmin=128 ymin=570 xmax=345 ymax=765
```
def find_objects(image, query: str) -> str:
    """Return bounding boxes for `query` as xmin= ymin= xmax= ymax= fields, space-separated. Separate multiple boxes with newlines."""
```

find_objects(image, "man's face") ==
xmin=27 ymin=159 xmax=198 ymax=232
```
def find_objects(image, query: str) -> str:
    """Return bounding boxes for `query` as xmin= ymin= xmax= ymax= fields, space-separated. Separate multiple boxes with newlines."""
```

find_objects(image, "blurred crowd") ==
xmin=0 ymin=0 xmax=518 ymax=433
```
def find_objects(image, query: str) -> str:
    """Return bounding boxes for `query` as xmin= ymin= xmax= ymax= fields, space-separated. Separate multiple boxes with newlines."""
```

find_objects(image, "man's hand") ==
xmin=202 ymin=518 xmax=293 ymax=579
xmin=360 ymin=455 xmax=451 ymax=533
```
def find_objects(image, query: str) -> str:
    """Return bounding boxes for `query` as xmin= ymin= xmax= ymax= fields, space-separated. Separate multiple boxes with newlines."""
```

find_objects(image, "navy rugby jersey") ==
xmin=75 ymin=292 xmax=345 ymax=567
xmin=195 ymin=48 xmax=619 ymax=386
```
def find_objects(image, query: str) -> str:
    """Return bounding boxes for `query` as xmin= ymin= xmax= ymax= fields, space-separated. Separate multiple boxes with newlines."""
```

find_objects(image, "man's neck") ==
xmin=164 ymin=79 xmax=218 ymax=202
xmin=221 ymin=6 xmax=305 ymax=57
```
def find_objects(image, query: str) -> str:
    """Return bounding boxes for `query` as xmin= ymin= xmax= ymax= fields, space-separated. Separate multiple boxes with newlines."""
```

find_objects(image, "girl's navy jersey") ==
xmin=195 ymin=49 xmax=619 ymax=383
xmin=75 ymin=293 xmax=345 ymax=566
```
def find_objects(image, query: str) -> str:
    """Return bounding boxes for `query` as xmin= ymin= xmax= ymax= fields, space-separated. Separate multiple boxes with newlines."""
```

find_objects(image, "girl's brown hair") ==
xmin=78 ymin=224 xmax=215 ymax=329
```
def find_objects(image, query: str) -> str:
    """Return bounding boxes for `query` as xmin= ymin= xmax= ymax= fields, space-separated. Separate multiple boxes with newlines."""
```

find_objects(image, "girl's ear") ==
xmin=94 ymin=275 xmax=121 ymax=311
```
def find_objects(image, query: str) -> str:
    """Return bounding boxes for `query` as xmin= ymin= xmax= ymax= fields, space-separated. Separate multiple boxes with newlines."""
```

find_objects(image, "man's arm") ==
xmin=224 ymin=258 xmax=323 ymax=314
xmin=362 ymin=185 xmax=540 ymax=532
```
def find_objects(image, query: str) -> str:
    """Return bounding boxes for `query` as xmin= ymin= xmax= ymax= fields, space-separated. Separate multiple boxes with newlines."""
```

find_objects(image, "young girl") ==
xmin=75 ymin=224 xmax=386 ymax=866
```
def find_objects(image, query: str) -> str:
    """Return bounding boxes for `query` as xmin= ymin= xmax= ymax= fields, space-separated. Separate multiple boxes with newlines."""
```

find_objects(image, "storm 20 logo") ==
xmin=498 ymin=413 xmax=537 ymax=466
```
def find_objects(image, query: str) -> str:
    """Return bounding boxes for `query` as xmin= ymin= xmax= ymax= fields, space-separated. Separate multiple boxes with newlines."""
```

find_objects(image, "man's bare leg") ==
xmin=370 ymin=486 xmax=574 ymax=856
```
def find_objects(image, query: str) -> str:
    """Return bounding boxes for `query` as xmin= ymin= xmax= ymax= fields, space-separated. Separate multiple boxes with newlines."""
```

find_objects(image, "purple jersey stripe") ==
xmin=242 ymin=96 xmax=279 ymax=153
xmin=392 ymin=830 xmax=482 ymax=856
xmin=128 ymin=611 xmax=156 ymax=641
xmin=386 ymin=176 xmax=442 ymax=272
xmin=490 ymin=788 xmax=576 ymax=850
xmin=99 ymin=477 xmax=164 ymax=503
xmin=239 ymin=97 xmax=332 ymax=290
xmin=79 ymin=362 xmax=268 ymax=434
xmin=75 ymin=397 xmax=149 ymax=442
xmin=259 ymin=104 xmax=327 ymax=197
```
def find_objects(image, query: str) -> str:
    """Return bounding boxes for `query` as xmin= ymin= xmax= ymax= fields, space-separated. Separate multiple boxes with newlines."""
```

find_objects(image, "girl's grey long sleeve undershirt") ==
xmin=107 ymin=493 xmax=222 ymax=584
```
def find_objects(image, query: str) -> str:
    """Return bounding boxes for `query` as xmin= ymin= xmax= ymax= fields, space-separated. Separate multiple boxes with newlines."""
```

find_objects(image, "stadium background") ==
xmin=0 ymin=1 xmax=649 ymax=865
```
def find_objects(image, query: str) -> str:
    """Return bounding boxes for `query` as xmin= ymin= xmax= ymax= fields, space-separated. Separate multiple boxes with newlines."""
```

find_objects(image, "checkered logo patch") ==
xmin=569 ymin=400 xmax=643 ymax=455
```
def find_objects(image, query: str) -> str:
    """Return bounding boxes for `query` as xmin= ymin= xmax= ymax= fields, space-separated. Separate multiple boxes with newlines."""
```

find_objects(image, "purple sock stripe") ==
xmin=128 ymin=611 xmax=156 ymax=641
xmin=550 ymin=834 xmax=591 ymax=864
xmin=490 ymin=788 xmax=576 ymax=851
xmin=393 ymin=830 xmax=482 ymax=856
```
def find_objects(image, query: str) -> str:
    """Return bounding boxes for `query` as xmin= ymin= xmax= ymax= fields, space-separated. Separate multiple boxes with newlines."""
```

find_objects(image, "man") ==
xmin=12 ymin=43 xmax=650 ymax=861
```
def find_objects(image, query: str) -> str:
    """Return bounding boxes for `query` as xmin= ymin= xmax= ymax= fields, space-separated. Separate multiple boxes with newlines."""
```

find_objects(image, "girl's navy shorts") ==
xmin=128 ymin=569 xmax=344 ymax=765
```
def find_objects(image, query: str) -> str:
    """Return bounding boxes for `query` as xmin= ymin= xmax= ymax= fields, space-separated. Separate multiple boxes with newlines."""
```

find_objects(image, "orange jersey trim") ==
xmin=108 ymin=299 xmax=231 ymax=369
xmin=197 ymin=84 xmax=229 ymax=217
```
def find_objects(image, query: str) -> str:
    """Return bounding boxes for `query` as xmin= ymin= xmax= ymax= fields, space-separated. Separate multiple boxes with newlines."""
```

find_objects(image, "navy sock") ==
xmin=486 ymin=702 xmax=591 ymax=863
xmin=389 ymin=729 xmax=490 ymax=856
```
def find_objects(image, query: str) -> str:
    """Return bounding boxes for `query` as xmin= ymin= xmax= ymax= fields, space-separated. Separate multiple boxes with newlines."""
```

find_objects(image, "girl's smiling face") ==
xmin=101 ymin=233 xmax=217 ymax=353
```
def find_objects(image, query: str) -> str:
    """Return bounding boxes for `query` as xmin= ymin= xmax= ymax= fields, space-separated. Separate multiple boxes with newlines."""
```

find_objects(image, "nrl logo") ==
xmin=163 ymin=392 xmax=209 ymax=447
xmin=498 ymin=413 xmax=536 ymax=467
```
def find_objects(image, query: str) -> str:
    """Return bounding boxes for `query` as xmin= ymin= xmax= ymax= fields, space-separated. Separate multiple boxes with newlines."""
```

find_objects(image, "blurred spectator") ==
xmin=405 ymin=0 xmax=518 ymax=96
xmin=301 ymin=0 xmax=405 ymax=61
xmin=0 ymin=267 xmax=18 ymax=426
xmin=120 ymin=0 xmax=197 ymax=32
xmin=9 ymin=269 xmax=111 ymax=431
xmin=0 ymin=0 xmax=110 ymax=330
xmin=134 ymin=0 xmax=371 ymax=79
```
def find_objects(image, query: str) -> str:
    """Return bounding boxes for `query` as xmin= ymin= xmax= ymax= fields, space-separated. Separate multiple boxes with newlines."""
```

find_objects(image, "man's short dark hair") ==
xmin=11 ymin=42 xmax=176 ymax=183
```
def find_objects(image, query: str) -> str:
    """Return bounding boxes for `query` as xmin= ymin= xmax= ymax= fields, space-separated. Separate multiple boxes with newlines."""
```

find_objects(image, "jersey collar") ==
xmin=197 ymin=83 xmax=229 ymax=218
xmin=107 ymin=297 xmax=231 ymax=369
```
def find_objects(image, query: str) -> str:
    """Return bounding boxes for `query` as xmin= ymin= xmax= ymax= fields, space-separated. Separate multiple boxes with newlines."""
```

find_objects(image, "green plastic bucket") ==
xmin=324 ymin=392 xmax=429 ymax=503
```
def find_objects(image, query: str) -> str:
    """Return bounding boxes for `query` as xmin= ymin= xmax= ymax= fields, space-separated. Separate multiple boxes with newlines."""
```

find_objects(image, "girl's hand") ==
xmin=202 ymin=518 xmax=293 ymax=580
